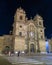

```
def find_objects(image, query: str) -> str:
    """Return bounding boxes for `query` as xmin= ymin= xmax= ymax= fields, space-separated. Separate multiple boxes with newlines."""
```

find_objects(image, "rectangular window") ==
xmin=41 ymin=36 xmax=43 ymax=39
xmin=40 ymin=30 xmax=42 ymax=32
xmin=19 ymin=32 xmax=22 ymax=36
xmin=39 ymin=22 xmax=41 ymax=25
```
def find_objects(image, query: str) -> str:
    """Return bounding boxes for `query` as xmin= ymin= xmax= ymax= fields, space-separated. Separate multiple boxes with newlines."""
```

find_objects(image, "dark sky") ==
xmin=0 ymin=0 xmax=52 ymax=39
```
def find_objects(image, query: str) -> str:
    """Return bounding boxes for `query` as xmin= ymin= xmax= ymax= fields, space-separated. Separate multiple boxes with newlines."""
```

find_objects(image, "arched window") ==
xmin=20 ymin=16 xmax=23 ymax=20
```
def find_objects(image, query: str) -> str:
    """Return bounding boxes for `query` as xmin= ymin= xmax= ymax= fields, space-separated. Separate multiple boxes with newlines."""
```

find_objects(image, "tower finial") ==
xmin=30 ymin=17 xmax=32 ymax=19
xmin=19 ymin=6 xmax=22 ymax=10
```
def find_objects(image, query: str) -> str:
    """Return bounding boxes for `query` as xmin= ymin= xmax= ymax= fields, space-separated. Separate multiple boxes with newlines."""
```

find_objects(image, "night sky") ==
xmin=0 ymin=0 xmax=52 ymax=39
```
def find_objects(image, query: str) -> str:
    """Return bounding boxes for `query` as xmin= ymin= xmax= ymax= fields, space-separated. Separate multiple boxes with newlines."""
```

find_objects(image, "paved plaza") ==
xmin=4 ymin=56 xmax=45 ymax=65
xmin=27 ymin=55 xmax=52 ymax=65
xmin=2 ymin=53 xmax=52 ymax=65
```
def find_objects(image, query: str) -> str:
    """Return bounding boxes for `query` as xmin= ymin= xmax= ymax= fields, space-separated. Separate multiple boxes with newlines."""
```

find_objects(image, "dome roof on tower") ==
xmin=16 ymin=7 xmax=26 ymax=14
xmin=34 ymin=14 xmax=43 ymax=20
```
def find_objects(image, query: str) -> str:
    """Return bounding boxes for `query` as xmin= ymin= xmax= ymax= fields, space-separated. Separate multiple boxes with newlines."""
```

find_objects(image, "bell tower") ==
xmin=14 ymin=7 xmax=26 ymax=23
xmin=34 ymin=14 xmax=46 ymax=52
xmin=13 ymin=7 xmax=27 ymax=52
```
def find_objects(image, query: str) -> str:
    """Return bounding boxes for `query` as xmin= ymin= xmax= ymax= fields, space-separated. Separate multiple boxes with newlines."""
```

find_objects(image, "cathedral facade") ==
xmin=0 ymin=7 xmax=46 ymax=54
xmin=13 ymin=7 xmax=46 ymax=53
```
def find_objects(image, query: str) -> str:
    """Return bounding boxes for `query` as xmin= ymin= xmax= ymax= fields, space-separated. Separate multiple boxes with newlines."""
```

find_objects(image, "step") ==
xmin=12 ymin=62 xmax=46 ymax=65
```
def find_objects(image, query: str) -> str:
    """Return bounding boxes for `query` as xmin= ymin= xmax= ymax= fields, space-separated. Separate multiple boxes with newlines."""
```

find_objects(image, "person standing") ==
xmin=18 ymin=51 xmax=20 ymax=57
xmin=9 ymin=51 xmax=11 ymax=56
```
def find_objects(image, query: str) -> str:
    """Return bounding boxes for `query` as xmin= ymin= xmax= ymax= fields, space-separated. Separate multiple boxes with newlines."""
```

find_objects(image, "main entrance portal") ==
xmin=30 ymin=44 xmax=35 ymax=52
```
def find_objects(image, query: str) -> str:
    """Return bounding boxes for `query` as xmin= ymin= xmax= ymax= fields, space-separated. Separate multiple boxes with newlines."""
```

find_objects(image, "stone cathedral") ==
xmin=13 ymin=7 xmax=46 ymax=53
xmin=0 ymin=7 xmax=46 ymax=54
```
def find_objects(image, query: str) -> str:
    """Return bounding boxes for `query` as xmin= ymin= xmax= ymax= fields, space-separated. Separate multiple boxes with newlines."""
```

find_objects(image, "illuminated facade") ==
xmin=0 ymin=7 xmax=46 ymax=54
xmin=13 ymin=7 xmax=46 ymax=53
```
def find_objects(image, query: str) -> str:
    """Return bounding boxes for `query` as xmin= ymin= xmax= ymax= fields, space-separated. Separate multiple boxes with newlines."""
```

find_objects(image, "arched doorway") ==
xmin=3 ymin=46 xmax=10 ymax=54
xmin=30 ymin=44 xmax=35 ymax=52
